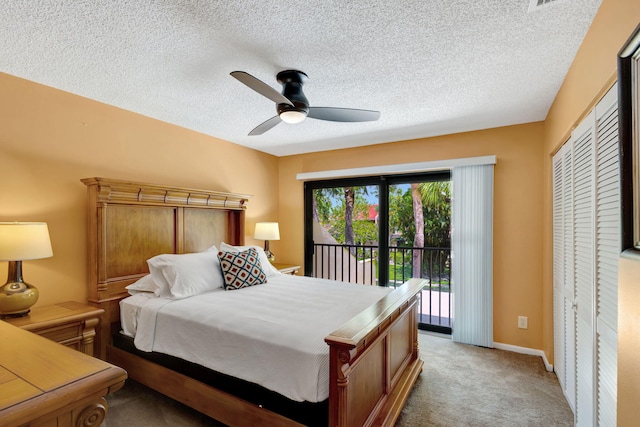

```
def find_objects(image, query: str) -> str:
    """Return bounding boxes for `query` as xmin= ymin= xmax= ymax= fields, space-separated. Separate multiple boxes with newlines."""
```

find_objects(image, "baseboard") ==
xmin=493 ymin=342 xmax=554 ymax=372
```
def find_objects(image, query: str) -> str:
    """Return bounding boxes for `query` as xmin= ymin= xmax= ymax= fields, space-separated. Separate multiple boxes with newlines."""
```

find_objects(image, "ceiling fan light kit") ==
xmin=230 ymin=69 xmax=380 ymax=135
xmin=279 ymin=110 xmax=306 ymax=124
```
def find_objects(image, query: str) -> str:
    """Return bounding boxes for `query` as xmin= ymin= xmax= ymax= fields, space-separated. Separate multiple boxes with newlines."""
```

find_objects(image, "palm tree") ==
xmin=411 ymin=181 xmax=451 ymax=277
xmin=344 ymin=187 xmax=355 ymax=255
xmin=418 ymin=181 xmax=451 ymax=211
xmin=417 ymin=181 xmax=451 ymax=280
xmin=411 ymin=183 xmax=424 ymax=278
xmin=312 ymin=187 xmax=357 ymax=255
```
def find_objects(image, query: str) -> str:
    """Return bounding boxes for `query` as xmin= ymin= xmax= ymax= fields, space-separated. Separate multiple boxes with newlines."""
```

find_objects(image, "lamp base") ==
xmin=0 ymin=309 xmax=33 ymax=318
xmin=0 ymin=261 xmax=39 ymax=318
xmin=263 ymin=241 xmax=275 ymax=263
xmin=265 ymin=250 xmax=275 ymax=263
xmin=0 ymin=281 xmax=38 ymax=318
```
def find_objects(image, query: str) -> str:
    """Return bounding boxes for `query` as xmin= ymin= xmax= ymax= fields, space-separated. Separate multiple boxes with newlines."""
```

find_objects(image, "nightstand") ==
xmin=3 ymin=301 xmax=104 ymax=357
xmin=272 ymin=263 xmax=301 ymax=275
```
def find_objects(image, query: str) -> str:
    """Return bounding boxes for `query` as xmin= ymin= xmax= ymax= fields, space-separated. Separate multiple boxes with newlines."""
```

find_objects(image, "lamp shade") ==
xmin=254 ymin=222 xmax=280 ymax=241
xmin=0 ymin=222 xmax=53 ymax=261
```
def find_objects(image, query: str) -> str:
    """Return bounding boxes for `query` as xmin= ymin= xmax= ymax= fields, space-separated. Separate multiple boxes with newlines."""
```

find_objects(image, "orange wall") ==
xmin=540 ymin=0 xmax=640 ymax=424
xmin=279 ymin=123 xmax=545 ymax=349
xmin=0 ymin=72 xmax=279 ymax=307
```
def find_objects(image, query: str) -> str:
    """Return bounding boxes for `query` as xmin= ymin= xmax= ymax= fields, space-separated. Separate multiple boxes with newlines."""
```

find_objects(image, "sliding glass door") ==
xmin=387 ymin=178 xmax=452 ymax=333
xmin=304 ymin=172 xmax=452 ymax=333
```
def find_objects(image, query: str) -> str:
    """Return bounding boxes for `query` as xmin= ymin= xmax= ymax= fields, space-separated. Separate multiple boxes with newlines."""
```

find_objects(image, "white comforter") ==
xmin=123 ymin=274 xmax=391 ymax=402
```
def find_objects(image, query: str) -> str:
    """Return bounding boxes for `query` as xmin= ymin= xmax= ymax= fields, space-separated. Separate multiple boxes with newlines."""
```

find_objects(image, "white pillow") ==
xmin=147 ymin=246 xmax=224 ymax=299
xmin=125 ymin=274 xmax=166 ymax=296
xmin=219 ymin=242 xmax=281 ymax=277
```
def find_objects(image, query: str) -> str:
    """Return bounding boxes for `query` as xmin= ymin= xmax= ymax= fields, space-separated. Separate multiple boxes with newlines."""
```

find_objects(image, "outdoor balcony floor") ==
xmin=419 ymin=288 xmax=451 ymax=328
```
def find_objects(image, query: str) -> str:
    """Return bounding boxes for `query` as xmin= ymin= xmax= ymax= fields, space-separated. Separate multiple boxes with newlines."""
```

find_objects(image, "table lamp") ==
xmin=0 ymin=222 xmax=53 ymax=318
xmin=254 ymin=222 xmax=280 ymax=262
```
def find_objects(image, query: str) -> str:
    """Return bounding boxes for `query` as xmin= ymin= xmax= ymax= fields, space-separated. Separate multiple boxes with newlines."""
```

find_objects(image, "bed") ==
xmin=82 ymin=177 xmax=424 ymax=427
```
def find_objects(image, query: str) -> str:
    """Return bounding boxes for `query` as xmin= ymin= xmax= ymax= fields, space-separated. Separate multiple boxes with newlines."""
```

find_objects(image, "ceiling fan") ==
xmin=230 ymin=70 xmax=381 ymax=136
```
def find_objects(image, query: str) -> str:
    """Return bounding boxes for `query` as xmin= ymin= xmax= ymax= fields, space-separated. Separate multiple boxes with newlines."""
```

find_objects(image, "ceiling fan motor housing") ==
xmin=277 ymin=70 xmax=309 ymax=116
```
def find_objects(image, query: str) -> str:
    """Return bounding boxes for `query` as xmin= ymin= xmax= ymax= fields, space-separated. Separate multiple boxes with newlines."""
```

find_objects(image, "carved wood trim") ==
xmin=75 ymin=399 xmax=107 ymax=427
xmin=81 ymin=177 xmax=251 ymax=210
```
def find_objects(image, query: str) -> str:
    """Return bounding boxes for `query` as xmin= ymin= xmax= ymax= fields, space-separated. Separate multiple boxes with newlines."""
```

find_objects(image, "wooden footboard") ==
xmin=325 ymin=278 xmax=425 ymax=427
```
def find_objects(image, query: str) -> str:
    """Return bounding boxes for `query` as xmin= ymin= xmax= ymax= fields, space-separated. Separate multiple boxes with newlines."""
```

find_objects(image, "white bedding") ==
xmin=121 ymin=273 xmax=391 ymax=402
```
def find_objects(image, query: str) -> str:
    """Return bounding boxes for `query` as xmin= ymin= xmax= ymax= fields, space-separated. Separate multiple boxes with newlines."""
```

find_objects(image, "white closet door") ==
xmin=553 ymin=146 xmax=566 ymax=392
xmin=552 ymin=84 xmax=619 ymax=426
xmin=572 ymin=112 xmax=595 ymax=427
xmin=594 ymin=85 xmax=619 ymax=427
xmin=562 ymin=139 xmax=577 ymax=413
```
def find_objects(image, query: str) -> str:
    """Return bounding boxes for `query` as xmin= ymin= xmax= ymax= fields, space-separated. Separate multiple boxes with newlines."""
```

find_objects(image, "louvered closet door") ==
xmin=553 ymin=141 xmax=576 ymax=408
xmin=572 ymin=112 xmax=595 ymax=427
xmin=594 ymin=86 xmax=619 ymax=427
xmin=562 ymin=139 xmax=577 ymax=413
xmin=552 ymin=84 xmax=619 ymax=427
xmin=552 ymin=147 xmax=566 ymax=393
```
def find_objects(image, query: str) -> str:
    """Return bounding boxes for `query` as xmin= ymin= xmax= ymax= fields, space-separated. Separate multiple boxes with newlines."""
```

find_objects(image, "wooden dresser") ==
xmin=0 ymin=321 xmax=126 ymax=427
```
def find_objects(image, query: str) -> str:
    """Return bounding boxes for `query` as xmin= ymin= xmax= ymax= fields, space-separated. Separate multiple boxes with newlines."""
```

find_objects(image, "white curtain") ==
xmin=451 ymin=164 xmax=494 ymax=347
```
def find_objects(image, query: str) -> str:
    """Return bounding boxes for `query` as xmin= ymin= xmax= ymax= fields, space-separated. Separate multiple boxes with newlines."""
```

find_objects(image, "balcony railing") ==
xmin=312 ymin=243 xmax=451 ymax=332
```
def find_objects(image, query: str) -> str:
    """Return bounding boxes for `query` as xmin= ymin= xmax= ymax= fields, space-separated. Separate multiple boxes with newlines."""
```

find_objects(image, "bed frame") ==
xmin=82 ymin=177 xmax=424 ymax=427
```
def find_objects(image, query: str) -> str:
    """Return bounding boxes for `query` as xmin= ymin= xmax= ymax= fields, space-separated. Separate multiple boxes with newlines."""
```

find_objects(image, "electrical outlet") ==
xmin=518 ymin=316 xmax=528 ymax=329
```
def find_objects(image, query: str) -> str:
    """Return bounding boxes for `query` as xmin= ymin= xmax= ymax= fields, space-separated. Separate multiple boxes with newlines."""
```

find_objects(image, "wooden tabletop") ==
xmin=3 ymin=301 xmax=104 ymax=331
xmin=0 ymin=321 xmax=126 ymax=425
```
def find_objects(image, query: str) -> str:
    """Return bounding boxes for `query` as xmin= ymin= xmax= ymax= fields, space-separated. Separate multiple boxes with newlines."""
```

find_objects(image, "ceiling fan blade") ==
xmin=230 ymin=71 xmax=293 ymax=106
xmin=248 ymin=115 xmax=282 ymax=136
xmin=307 ymin=107 xmax=380 ymax=122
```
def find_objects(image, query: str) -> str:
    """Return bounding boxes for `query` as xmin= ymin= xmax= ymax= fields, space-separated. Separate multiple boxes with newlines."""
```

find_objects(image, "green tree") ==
xmin=418 ymin=181 xmax=451 ymax=248
xmin=313 ymin=186 xmax=376 ymax=249
xmin=388 ymin=181 xmax=451 ymax=280
xmin=313 ymin=188 xmax=336 ymax=224
xmin=389 ymin=186 xmax=415 ymax=245
xmin=418 ymin=181 xmax=451 ymax=281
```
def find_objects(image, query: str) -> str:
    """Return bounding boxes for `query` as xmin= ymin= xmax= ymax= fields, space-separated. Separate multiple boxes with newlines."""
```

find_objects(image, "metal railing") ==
xmin=312 ymin=243 xmax=451 ymax=332
xmin=312 ymin=243 xmax=378 ymax=285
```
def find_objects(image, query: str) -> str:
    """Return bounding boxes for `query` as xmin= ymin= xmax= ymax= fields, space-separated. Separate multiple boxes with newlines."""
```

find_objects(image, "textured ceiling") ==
xmin=0 ymin=1 xmax=602 ymax=156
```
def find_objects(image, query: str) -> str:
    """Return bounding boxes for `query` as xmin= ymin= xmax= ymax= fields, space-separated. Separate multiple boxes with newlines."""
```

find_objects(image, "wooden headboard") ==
xmin=82 ymin=177 xmax=251 ymax=358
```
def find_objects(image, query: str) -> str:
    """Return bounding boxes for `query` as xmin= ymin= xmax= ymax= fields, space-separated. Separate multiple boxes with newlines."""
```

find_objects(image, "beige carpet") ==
xmin=103 ymin=333 xmax=573 ymax=426
xmin=395 ymin=333 xmax=573 ymax=426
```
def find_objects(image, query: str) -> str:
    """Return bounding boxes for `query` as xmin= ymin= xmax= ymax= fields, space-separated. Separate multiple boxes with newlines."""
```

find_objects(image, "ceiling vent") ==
xmin=528 ymin=0 xmax=567 ymax=12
